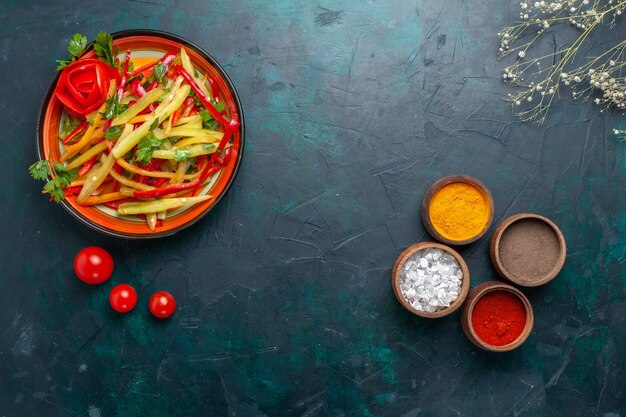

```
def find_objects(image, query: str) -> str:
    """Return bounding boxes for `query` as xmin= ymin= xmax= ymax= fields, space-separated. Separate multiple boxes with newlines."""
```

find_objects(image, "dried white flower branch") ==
xmin=499 ymin=0 xmax=626 ymax=123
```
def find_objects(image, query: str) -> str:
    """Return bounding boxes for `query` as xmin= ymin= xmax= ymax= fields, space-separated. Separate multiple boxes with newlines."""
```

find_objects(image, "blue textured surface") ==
xmin=0 ymin=1 xmax=624 ymax=416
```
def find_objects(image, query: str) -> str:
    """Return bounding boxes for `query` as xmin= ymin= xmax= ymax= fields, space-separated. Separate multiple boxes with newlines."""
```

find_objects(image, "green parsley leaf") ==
xmin=136 ymin=133 xmax=164 ymax=165
xmin=29 ymin=160 xmax=50 ymax=180
xmin=52 ymin=163 xmax=79 ymax=187
xmin=30 ymin=160 xmax=78 ymax=203
xmin=56 ymin=60 xmax=71 ymax=71
xmin=55 ymin=33 xmax=87 ymax=71
xmin=199 ymin=108 xmax=218 ymax=130
xmin=153 ymin=61 xmax=167 ymax=84
xmin=93 ymin=32 xmax=119 ymax=68
xmin=44 ymin=179 xmax=65 ymax=203
xmin=199 ymin=108 xmax=211 ymax=122
xmin=173 ymin=149 xmax=192 ymax=162
xmin=202 ymin=144 xmax=216 ymax=151
xmin=102 ymin=96 xmax=128 ymax=120
xmin=104 ymin=126 xmax=122 ymax=141
xmin=68 ymin=33 xmax=87 ymax=58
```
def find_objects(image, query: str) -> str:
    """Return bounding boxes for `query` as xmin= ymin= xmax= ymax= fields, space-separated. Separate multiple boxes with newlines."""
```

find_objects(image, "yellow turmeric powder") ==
xmin=429 ymin=182 xmax=490 ymax=241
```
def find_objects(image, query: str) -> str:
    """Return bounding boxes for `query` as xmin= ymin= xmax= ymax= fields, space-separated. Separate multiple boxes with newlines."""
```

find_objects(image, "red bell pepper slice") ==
xmin=172 ymin=65 xmax=227 ymax=125
xmin=217 ymin=118 xmax=240 ymax=152
xmin=148 ymin=177 xmax=169 ymax=187
xmin=132 ymin=177 xmax=201 ymax=199
xmin=63 ymin=186 xmax=82 ymax=197
xmin=130 ymin=78 xmax=147 ymax=97
xmin=61 ymin=120 xmax=88 ymax=144
xmin=170 ymin=108 xmax=182 ymax=127
xmin=208 ymin=78 xmax=219 ymax=101
xmin=78 ymin=156 xmax=97 ymax=177
xmin=133 ymin=153 xmax=223 ymax=199
xmin=131 ymin=79 xmax=158 ymax=114
xmin=173 ymin=65 xmax=240 ymax=151
xmin=181 ymin=97 xmax=195 ymax=118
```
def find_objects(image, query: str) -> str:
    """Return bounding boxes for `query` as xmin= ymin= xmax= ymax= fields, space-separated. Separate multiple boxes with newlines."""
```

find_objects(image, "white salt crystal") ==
xmin=441 ymin=254 xmax=454 ymax=263
xmin=399 ymin=247 xmax=463 ymax=312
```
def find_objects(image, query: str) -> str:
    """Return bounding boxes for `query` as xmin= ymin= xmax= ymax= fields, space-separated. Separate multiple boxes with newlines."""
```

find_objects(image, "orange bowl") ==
xmin=37 ymin=30 xmax=244 ymax=238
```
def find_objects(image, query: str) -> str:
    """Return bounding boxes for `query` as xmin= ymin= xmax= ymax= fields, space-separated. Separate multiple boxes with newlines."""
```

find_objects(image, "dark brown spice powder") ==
xmin=498 ymin=218 xmax=561 ymax=282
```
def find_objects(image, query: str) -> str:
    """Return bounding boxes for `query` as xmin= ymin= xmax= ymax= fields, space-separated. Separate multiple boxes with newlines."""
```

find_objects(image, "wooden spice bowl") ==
xmin=461 ymin=281 xmax=534 ymax=352
xmin=490 ymin=213 xmax=566 ymax=287
xmin=421 ymin=175 xmax=494 ymax=246
xmin=391 ymin=242 xmax=470 ymax=318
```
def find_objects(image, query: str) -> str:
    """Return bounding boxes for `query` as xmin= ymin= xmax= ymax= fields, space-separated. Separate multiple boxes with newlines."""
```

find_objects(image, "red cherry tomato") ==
xmin=109 ymin=284 xmax=138 ymax=313
xmin=74 ymin=247 xmax=114 ymax=284
xmin=149 ymin=291 xmax=176 ymax=319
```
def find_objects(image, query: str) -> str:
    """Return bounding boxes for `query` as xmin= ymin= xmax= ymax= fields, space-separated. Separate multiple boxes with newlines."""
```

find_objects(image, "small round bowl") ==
xmin=421 ymin=175 xmax=494 ymax=246
xmin=490 ymin=213 xmax=566 ymax=287
xmin=461 ymin=281 xmax=534 ymax=352
xmin=37 ymin=30 xmax=244 ymax=239
xmin=391 ymin=242 xmax=470 ymax=318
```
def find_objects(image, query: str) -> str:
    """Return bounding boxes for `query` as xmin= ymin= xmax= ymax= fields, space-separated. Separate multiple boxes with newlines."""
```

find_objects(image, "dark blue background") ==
xmin=1 ymin=1 xmax=624 ymax=416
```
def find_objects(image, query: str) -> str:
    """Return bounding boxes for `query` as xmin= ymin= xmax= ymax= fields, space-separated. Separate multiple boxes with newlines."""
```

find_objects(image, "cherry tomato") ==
xmin=109 ymin=284 xmax=138 ymax=313
xmin=149 ymin=291 xmax=176 ymax=319
xmin=74 ymin=246 xmax=114 ymax=284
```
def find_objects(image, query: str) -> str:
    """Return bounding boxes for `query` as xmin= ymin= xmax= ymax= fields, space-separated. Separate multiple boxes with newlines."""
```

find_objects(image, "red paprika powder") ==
xmin=471 ymin=290 xmax=526 ymax=346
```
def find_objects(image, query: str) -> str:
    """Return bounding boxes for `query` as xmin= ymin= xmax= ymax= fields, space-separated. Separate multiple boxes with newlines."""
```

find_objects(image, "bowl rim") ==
xmin=460 ymin=280 xmax=534 ymax=352
xmin=421 ymin=174 xmax=494 ymax=246
xmin=489 ymin=213 xmax=566 ymax=287
xmin=36 ymin=29 xmax=245 ymax=239
xmin=391 ymin=241 xmax=471 ymax=318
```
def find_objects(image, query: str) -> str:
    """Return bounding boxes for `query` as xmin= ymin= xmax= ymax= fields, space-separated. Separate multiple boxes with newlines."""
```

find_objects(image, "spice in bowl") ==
xmin=471 ymin=290 xmax=526 ymax=346
xmin=422 ymin=175 xmax=494 ymax=245
xmin=491 ymin=213 xmax=566 ymax=287
xmin=461 ymin=281 xmax=534 ymax=352
xmin=398 ymin=247 xmax=463 ymax=313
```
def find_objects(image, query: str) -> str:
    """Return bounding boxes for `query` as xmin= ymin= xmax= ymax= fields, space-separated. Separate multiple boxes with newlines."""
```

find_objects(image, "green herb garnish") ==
xmin=29 ymin=160 xmax=78 ymax=203
xmin=102 ymin=95 xmax=128 ymax=120
xmin=153 ymin=61 xmax=167 ymax=84
xmin=199 ymin=108 xmax=218 ymax=130
xmin=56 ymin=33 xmax=88 ymax=70
xmin=93 ymin=32 xmax=119 ymax=68
xmin=29 ymin=160 xmax=50 ymax=180
xmin=104 ymin=126 xmax=122 ymax=141
xmin=136 ymin=133 xmax=164 ymax=165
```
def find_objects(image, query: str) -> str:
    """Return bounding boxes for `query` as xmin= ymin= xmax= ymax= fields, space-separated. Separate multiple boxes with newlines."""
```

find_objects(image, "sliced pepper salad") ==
xmin=30 ymin=33 xmax=239 ymax=231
